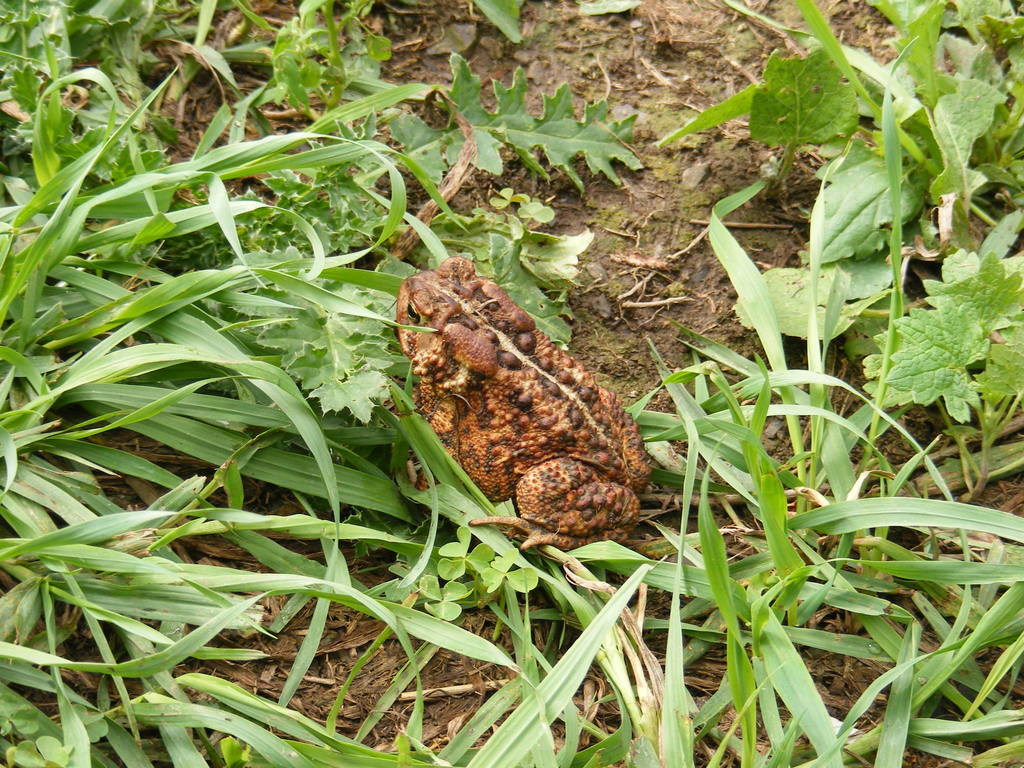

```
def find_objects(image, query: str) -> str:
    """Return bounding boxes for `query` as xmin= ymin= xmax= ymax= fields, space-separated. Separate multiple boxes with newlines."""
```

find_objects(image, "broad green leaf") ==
xmin=819 ymin=140 xmax=924 ymax=262
xmin=580 ymin=0 xmax=642 ymax=14
xmin=924 ymin=252 xmax=1023 ymax=332
xmin=736 ymin=264 xmax=888 ymax=338
xmin=898 ymin=1 xmax=947 ymax=108
xmin=472 ymin=0 xmax=521 ymax=41
xmin=979 ymin=210 xmax=1024 ymax=258
xmin=868 ymin=0 xmax=944 ymax=30
xmin=977 ymin=332 xmax=1024 ymax=401
xmin=930 ymin=77 xmax=1003 ymax=201
xmin=749 ymin=49 xmax=858 ymax=148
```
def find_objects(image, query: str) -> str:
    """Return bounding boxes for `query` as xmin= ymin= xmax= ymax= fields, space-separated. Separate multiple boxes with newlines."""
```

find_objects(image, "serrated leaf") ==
xmin=255 ymin=285 xmax=396 ymax=421
xmin=390 ymin=114 xmax=447 ymax=183
xmin=310 ymin=368 xmax=389 ymax=422
xmin=977 ymin=327 xmax=1024 ymax=401
xmin=749 ymin=49 xmax=858 ymax=148
xmin=449 ymin=54 xmax=490 ymax=124
xmin=959 ymin=0 xmax=1008 ymax=35
xmin=472 ymin=127 xmax=504 ymax=175
xmin=884 ymin=304 xmax=988 ymax=422
xmin=925 ymin=251 xmax=1023 ymax=333
xmin=426 ymin=208 xmax=582 ymax=344
xmin=446 ymin=54 xmax=641 ymax=190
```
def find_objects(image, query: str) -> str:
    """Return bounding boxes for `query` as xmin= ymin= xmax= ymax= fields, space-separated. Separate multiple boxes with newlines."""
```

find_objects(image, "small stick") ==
xmin=928 ymin=413 xmax=1024 ymax=462
xmin=260 ymin=108 xmax=305 ymax=119
xmin=600 ymin=226 xmax=639 ymax=241
xmin=669 ymin=227 xmax=709 ymax=258
xmin=622 ymin=296 xmax=692 ymax=309
xmin=397 ymin=679 xmax=510 ymax=701
xmin=595 ymin=55 xmax=612 ymax=101
xmin=302 ymin=675 xmax=337 ymax=685
xmin=391 ymin=38 xmax=425 ymax=50
xmin=393 ymin=97 xmax=476 ymax=260
xmin=638 ymin=57 xmax=674 ymax=87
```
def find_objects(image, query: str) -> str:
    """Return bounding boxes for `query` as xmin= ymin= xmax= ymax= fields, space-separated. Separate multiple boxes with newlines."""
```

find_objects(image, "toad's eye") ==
xmin=406 ymin=303 xmax=421 ymax=322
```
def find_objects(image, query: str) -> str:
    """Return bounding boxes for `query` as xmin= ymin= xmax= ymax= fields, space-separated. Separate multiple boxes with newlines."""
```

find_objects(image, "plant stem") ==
xmin=866 ymin=79 xmax=906 ymax=457
xmin=323 ymin=1 xmax=346 ymax=108
xmin=774 ymin=143 xmax=797 ymax=190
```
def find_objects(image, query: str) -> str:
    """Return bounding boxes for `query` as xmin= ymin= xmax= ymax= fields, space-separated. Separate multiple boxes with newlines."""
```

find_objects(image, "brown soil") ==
xmin=384 ymin=0 xmax=823 ymax=404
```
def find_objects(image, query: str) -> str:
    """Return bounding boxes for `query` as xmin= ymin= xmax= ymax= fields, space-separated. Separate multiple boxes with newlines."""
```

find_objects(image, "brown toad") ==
xmin=396 ymin=256 xmax=649 ymax=550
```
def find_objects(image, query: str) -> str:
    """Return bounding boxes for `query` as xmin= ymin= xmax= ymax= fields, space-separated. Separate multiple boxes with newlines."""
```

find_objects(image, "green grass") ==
xmin=2 ymin=1 xmax=1024 ymax=767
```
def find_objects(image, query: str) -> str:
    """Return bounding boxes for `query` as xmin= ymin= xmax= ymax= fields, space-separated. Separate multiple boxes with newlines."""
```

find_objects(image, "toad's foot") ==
xmin=469 ymin=515 xmax=595 ymax=551
xmin=471 ymin=458 xmax=639 ymax=551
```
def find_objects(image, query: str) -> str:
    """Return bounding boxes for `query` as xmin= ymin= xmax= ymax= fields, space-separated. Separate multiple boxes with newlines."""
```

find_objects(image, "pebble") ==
xmin=426 ymin=23 xmax=478 ymax=55
xmin=681 ymin=162 xmax=709 ymax=188
xmin=611 ymin=104 xmax=638 ymax=121
xmin=585 ymin=262 xmax=608 ymax=281
xmin=477 ymin=36 xmax=503 ymax=57
xmin=588 ymin=293 xmax=615 ymax=319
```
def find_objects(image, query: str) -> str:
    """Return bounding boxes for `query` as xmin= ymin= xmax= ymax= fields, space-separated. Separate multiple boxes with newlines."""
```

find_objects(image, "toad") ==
xmin=396 ymin=257 xmax=649 ymax=550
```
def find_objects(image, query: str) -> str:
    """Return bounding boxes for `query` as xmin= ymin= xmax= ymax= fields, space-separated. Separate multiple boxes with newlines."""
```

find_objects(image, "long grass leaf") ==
xmin=133 ymin=695 xmax=318 ymax=768
xmin=791 ymin=497 xmax=1024 ymax=544
xmin=466 ymin=565 xmax=651 ymax=766
xmin=0 ymin=510 xmax=171 ymax=560
xmin=752 ymin=602 xmax=842 ymax=768
xmin=875 ymin=623 xmax=919 ymax=766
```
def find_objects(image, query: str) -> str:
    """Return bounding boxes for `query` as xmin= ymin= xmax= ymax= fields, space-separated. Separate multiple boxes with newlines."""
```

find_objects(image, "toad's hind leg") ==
xmin=470 ymin=458 xmax=640 ymax=550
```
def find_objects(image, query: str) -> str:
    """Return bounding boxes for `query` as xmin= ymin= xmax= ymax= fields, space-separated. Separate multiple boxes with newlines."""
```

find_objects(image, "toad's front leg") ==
xmin=470 ymin=458 xmax=640 ymax=551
